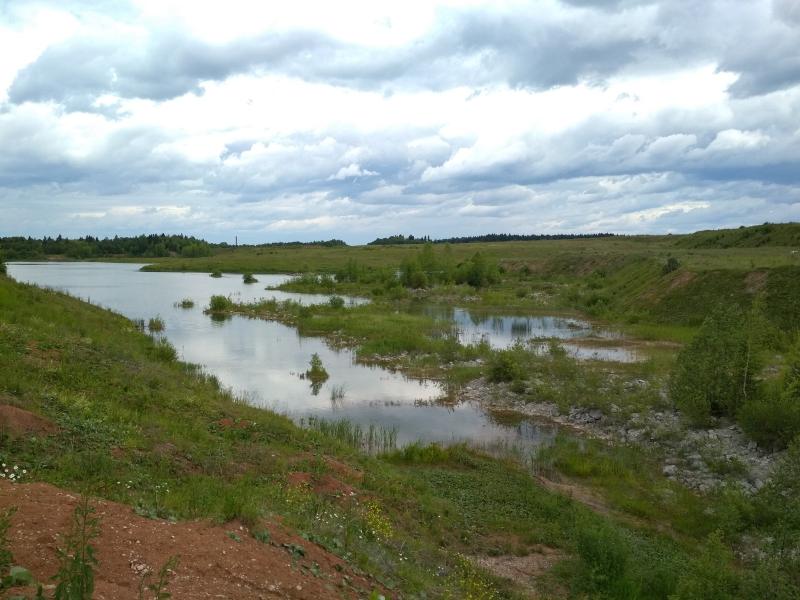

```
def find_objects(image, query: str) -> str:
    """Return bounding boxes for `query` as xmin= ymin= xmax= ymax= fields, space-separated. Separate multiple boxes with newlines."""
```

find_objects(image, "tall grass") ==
xmin=303 ymin=416 xmax=398 ymax=454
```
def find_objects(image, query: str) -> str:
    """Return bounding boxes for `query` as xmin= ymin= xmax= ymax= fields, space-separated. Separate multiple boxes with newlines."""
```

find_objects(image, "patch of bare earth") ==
xmin=0 ymin=404 xmax=59 ymax=438
xmin=535 ymin=476 xmax=612 ymax=517
xmin=0 ymin=481 xmax=386 ymax=599
xmin=745 ymin=271 xmax=768 ymax=294
xmin=472 ymin=545 xmax=566 ymax=599
xmin=666 ymin=270 xmax=697 ymax=292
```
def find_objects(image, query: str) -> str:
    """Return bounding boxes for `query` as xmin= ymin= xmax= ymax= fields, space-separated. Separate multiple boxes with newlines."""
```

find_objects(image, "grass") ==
xmin=175 ymin=298 xmax=195 ymax=309
xmin=147 ymin=316 xmax=165 ymax=333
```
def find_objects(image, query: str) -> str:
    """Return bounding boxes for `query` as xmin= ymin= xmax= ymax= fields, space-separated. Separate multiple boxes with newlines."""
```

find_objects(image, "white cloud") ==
xmin=0 ymin=0 xmax=798 ymax=241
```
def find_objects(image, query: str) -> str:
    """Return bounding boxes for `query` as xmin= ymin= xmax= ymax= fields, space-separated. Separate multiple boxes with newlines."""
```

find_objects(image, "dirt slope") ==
xmin=1 ymin=481 xmax=384 ymax=599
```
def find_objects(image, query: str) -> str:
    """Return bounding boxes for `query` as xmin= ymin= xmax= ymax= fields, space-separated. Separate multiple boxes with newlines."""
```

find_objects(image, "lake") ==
xmin=8 ymin=262 xmax=560 ymax=448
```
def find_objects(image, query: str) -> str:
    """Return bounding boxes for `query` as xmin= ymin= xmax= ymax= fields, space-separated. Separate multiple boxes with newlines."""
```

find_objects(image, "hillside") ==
xmin=675 ymin=222 xmax=800 ymax=249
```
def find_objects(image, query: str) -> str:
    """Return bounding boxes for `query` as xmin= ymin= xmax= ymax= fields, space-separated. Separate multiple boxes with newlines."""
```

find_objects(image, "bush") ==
xmin=669 ymin=305 xmax=757 ymax=425
xmin=242 ymin=273 xmax=258 ymax=284
xmin=328 ymin=295 xmax=345 ymax=309
xmin=208 ymin=295 xmax=233 ymax=312
xmin=662 ymin=256 xmax=681 ymax=275
xmin=487 ymin=350 xmax=524 ymax=383
xmin=306 ymin=353 xmax=329 ymax=383
xmin=0 ymin=252 xmax=6 ymax=276
xmin=209 ymin=271 xmax=222 ymax=278
xmin=739 ymin=392 xmax=800 ymax=451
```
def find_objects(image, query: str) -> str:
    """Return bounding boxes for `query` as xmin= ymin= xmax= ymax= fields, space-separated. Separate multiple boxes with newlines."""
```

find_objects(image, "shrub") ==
xmin=176 ymin=298 xmax=194 ymax=309
xmin=739 ymin=392 xmax=800 ymax=451
xmin=454 ymin=252 xmax=500 ymax=288
xmin=662 ymin=256 xmax=681 ymax=275
xmin=669 ymin=305 xmax=757 ymax=425
xmin=328 ymin=295 xmax=345 ymax=309
xmin=0 ymin=252 xmax=6 ymax=276
xmin=487 ymin=350 xmax=524 ymax=383
xmin=209 ymin=271 xmax=222 ymax=278
xmin=306 ymin=353 xmax=329 ymax=383
xmin=672 ymin=531 xmax=740 ymax=599
xmin=149 ymin=338 xmax=177 ymax=362
xmin=740 ymin=341 xmax=800 ymax=449
xmin=242 ymin=273 xmax=258 ymax=284
xmin=208 ymin=295 xmax=233 ymax=312
xmin=147 ymin=317 xmax=165 ymax=332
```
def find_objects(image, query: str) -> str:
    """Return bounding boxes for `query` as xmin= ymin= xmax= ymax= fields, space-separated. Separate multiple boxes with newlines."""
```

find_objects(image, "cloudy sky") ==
xmin=1 ymin=0 xmax=799 ymax=243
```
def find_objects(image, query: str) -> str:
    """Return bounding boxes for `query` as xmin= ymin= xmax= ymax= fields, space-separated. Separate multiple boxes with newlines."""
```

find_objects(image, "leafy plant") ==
xmin=242 ymin=273 xmax=258 ymax=284
xmin=53 ymin=496 xmax=100 ymax=600
xmin=0 ymin=507 xmax=18 ymax=591
xmin=138 ymin=556 xmax=179 ymax=600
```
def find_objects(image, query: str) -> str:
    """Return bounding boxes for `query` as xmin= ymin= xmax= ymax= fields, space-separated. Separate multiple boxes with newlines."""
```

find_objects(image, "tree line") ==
xmin=368 ymin=232 xmax=616 ymax=245
xmin=0 ymin=234 xmax=213 ymax=260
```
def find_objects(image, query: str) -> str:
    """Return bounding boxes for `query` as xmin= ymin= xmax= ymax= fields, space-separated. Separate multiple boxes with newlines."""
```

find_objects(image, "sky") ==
xmin=0 ymin=0 xmax=799 ymax=244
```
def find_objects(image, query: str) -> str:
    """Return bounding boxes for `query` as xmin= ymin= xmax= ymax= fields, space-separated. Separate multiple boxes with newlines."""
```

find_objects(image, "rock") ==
xmin=662 ymin=464 xmax=678 ymax=476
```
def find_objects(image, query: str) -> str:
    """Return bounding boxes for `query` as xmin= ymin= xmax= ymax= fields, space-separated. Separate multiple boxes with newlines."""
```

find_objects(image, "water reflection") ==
xmin=414 ymin=304 xmax=638 ymax=362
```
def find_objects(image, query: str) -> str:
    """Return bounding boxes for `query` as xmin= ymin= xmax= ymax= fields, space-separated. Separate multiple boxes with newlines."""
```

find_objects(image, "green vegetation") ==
xmin=147 ymin=317 xmax=166 ymax=333
xmin=53 ymin=496 xmax=99 ymax=600
xmin=242 ymin=273 xmax=258 ymax=284
xmin=207 ymin=295 xmax=233 ymax=312
xmin=175 ymin=298 xmax=195 ymax=309
xmin=669 ymin=305 xmax=756 ymax=425
xmin=209 ymin=270 xmax=222 ymax=278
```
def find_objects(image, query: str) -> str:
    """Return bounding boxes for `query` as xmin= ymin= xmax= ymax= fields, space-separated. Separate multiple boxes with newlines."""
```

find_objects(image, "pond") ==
xmin=415 ymin=305 xmax=640 ymax=362
xmin=8 ymin=262 xmax=560 ymax=448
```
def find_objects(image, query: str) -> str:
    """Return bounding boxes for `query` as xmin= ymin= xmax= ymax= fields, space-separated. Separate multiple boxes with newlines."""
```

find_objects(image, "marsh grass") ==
xmin=147 ymin=316 xmax=165 ymax=333
xmin=207 ymin=295 xmax=234 ymax=312
xmin=175 ymin=298 xmax=194 ymax=309
xmin=303 ymin=416 xmax=397 ymax=454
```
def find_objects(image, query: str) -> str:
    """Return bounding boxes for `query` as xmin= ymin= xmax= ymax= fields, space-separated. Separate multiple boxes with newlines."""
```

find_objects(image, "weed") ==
xmin=175 ymin=299 xmax=194 ymax=309
xmin=147 ymin=317 xmax=166 ymax=333
xmin=53 ymin=496 xmax=100 ymax=600
xmin=242 ymin=273 xmax=258 ymax=284
xmin=138 ymin=556 xmax=179 ymax=600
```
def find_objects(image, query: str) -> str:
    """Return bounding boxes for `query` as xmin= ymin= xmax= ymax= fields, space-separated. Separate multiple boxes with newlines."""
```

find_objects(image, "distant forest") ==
xmin=0 ymin=234 xmax=214 ymax=259
xmin=368 ymin=233 xmax=616 ymax=245
xmin=0 ymin=235 xmax=349 ymax=260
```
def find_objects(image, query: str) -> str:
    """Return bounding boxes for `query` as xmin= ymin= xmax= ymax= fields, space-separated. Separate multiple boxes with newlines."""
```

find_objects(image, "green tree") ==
xmin=669 ymin=305 xmax=757 ymax=425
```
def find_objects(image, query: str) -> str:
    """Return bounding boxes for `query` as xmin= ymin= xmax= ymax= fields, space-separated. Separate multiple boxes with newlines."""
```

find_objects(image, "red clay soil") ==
xmin=0 ymin=404 xmax=59 ymax=439
xmin=0 ymin=481 xmax=386 ymax=599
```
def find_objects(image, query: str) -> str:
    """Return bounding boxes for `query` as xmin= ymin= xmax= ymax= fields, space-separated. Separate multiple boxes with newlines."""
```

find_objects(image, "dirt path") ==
xmin=1 ymin=481 xmax=384 ymax=599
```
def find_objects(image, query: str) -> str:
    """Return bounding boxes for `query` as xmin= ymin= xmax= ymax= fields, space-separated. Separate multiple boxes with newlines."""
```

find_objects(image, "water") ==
xmin=8 ymin=262 xmax=560 ymax=448
xmin=416 ymin=305 xmax=640 ymax=362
